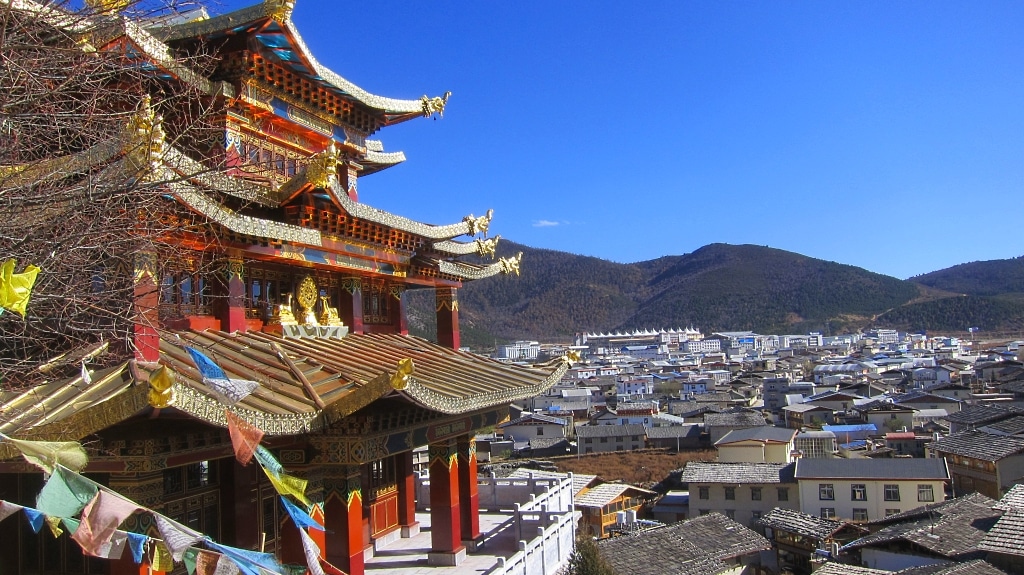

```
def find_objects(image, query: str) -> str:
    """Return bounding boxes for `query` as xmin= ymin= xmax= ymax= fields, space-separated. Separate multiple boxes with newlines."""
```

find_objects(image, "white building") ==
xmin=794 ymin=458 xmax=949 ymax=522
xmin=498 ymin=340 xmax=540 ymax=360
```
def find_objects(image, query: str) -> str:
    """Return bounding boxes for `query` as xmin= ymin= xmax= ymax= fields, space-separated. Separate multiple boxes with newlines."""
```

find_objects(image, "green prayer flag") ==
xmin=183 ymin=548 xmax=199 ymax=575
xmin=36 ymin=467 xmax=97 ymax=518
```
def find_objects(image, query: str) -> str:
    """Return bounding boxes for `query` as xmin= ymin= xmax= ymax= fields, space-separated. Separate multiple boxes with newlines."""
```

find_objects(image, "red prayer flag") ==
xmin=225 ymin=410 xmax=264 ymax=466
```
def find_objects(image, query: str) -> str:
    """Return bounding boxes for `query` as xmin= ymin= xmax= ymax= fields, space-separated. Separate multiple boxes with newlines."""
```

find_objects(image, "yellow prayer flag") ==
xmin=262 ymin=467 xmax=311 ymax=507
xmin=0 ymin=259 xmax=41 ymax=317
xmin=2 ymin=435 xmax=88 ymax=474
xmin=45 ymin=516 xmax=63 ymax=538
xmin=151 ymin=542 xmax=174 ymax=572
xmin=148 ymin=366 xmax=176 ymax=408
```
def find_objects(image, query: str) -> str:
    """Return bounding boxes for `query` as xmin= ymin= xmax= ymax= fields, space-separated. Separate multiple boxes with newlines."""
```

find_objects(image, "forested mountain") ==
xmin=398 ymin=242 xmax=921 ymax=346
xmin=873 ymin=257 xmax=1024 ymax=333
xmin=911 ymin=257 xmax=1024 ymax=297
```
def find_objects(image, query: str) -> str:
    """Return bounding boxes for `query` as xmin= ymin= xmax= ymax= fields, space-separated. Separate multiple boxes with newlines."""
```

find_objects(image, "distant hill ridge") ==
xmin=404 ymin=242 xmax=1024 ymax=346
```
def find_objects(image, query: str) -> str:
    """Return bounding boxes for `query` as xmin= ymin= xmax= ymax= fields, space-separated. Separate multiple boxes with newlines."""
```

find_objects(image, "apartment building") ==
xmin=794 ymin=458 xmax=950 ymax=522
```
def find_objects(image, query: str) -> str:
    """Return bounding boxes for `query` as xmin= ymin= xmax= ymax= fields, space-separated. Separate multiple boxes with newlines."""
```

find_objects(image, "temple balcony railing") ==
xmin=415 ymin=471 xmax=578 ymax=575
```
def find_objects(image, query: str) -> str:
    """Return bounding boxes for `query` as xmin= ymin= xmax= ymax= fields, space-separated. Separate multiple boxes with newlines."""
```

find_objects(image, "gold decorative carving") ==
xmin=297 ymin=275 xmax=319 ymax=326
xmin=476 ymin=236 xmax=500 ymax=259
xmin=387 ymin=284 xmax=405 ymax=300
xmin=340 ymin=277 xmax=362 ymax=295
xmin=264 ymin=0 xmax=295 ymax=21
xmin=464 ymin=209 xmax=494 ymax=237
xmin=498 ymin=252 xmax=523 ymax=276
xmin=85 ymin=0 xmax=130 ymax=12
xmin=268 ymin=293 xmax=298 ymax=326
xmin=390 ymin=358 xmax=414 ymax=391
xmin=124 ymin=95 xmax=166 ymax=180
xmin=318 ymin=296 xmax=344 ymax=327
xmin=421 ymin=91 xmax=452 ymax=118
xmin=305 ymin=143 xmax=339 ymax=189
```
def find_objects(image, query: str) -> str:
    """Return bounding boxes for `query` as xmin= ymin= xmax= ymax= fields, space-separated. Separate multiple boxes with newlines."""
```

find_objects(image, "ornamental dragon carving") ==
xmin=475 ymin=235 xmax=500 ymax=259
xmin=264 ymin=0 xmax=296 ymax=21
xmin=498 ymin=252 xmax=523 ymax=276
xmin=305 ymin=142 xmax=339 ymax=189
xmin=464 ymin=208 xmax=494 ymax=237
xmin=421 ymin=91 xmax=452 ymax=118
xmin=124 ymin=95 xmax=166 ymax=180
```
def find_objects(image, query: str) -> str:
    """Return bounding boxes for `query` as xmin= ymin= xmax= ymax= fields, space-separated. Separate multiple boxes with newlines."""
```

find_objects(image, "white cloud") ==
xmin=533 ymin=220 xmax=560 ymax=228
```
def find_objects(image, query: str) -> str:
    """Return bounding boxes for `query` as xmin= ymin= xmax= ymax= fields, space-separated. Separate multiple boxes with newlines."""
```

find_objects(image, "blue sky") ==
xmin=239 ymin=1 xmax=1021 ymax=279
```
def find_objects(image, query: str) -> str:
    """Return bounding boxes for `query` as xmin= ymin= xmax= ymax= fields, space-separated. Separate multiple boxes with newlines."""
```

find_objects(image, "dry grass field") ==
xmin=545 ymin=448 xmax=716 ymax=487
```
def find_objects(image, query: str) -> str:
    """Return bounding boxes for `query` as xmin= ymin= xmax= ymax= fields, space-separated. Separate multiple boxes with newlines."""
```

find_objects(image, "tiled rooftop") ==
xmin=679 ymin=462 xmax=795 ymax=485
xmin=574 ymin=423 xmax=647 ymax=438
xmin=977 ymin=510 xmax=1024 ymax=558
xmin=597 ymin=513 xmax=769 ymax=575
xmin=926 ymin=430 xmax=1024 ymax=461
xmin=993 ymin=483 xmax=1024 ymax=512
xmin=843 ymin=493 xmax=1000 ymax=560
xmin=794 ymin=457 xmax=948 ymax=480
xmin=704 ymin=412 xmax=767 ymax=427
xmin=716 ymin=426 xmax=797 ymax=445
xmin=758 ymin=507 xmax=850 ymax=540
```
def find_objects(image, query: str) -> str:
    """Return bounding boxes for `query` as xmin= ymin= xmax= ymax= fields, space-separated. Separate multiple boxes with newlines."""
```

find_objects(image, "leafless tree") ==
xmin=0 ymin=0 xmax=222 ymax=388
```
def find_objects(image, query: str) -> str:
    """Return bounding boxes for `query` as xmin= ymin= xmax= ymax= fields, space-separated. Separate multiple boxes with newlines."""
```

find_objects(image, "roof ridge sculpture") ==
xmin=151 ymin=0 xmax=448 ymax=117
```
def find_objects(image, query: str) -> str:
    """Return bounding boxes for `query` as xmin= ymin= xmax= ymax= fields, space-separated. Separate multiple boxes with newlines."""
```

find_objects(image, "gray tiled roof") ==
xmin=945 ymin=404 xmax=1023 ymax=426
xmin=574 ymin=423 xmax=647 ymax=438
xmin=679 ymin=462 xmax=796 ymax=485
xmin=867 ymin=492 xmax=997 ymax=526
xmin=646 ymin=424 xmax=702 ymax=439
xmin=926 ymin=430 xmax=1024 ymax=461
xmin=758 ymin=507 xmax=850 ymax=540
xmin=994 ymin=483 xmax=1024 ymax=512
xmin=794 ymin=457 xmax=948 ymax=480
xmin=716 ymin=426 xmax=796 ymax=445
xmin=575 ymin=482 xmax=655 ymax=508
xmin=843 ymin=493 xmax=1000 ymax=559
xmin=895 ymin=561 xmax=1006 ymax=575
xmin=979 ymin=414 xmax=1024 ymax=435
xmin=704 ymin=412 xmax=767 ymax=427
xmin=814 ymin=564 xmax=888 ymax=575
xmin=597 ymin=513 xmax=769 ymax=575
xmin=977 ymin=510 xmax=1024 ymax=557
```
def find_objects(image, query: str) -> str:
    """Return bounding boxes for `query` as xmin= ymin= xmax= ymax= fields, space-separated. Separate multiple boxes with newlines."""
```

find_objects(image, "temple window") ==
xmin=363 ymin=283 xmax=391 ymax=325
xmin=159 ymin=268 xmax=213 ymax=317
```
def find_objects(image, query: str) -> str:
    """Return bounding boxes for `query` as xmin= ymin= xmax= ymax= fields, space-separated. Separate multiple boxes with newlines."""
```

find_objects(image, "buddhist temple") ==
xmin=0 ymin=1 xmax=567 ymax=574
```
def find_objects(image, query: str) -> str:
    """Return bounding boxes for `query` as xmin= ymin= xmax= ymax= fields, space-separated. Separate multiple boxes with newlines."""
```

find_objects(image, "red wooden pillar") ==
xmin=428 ymin=440 xmax=466 ymax=566
xmin=339 ymin=278 xmax=364 ymax=335
xmin=396 ymin=451 xmax=420 ymax=537
xmin=457 ymin=435 xmax=482 ymax=548
xmin=279 ymin=502 xmax=326 ymax=566
xmin=324 ymin=465 xmax=364 ymax=575
xmin=215 ymin=256 xmax=247 ymax=333
xmin=435 ymin=287 xmax=460 ymax=350
xmin=132 ymin=250 xmax=160 ymax=362
xmin=389 ymin=284 xmax=408 ymax=335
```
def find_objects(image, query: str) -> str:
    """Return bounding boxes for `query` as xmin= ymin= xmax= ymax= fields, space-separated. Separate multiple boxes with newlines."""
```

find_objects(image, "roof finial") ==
xmin=305 ymin=142 xmax=338 ymax=189
xmin=264 ymin=0 xmax=296 ymax=21
xmin=499 ymin=252 xmax=523 ymax=276
xmin=421 ymin=91 xmax=452 ymax=118
xmin=464 ymin=208 xmax=494 ymax=236
xmin=124 ymin=95 xmax=165 ymax=180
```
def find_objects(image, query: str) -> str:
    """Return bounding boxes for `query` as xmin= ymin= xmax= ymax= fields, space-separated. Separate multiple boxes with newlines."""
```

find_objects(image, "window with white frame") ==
xmin=819 ymin=484 xmax=834 ymax=500
xmin=918 ymin=484 xmax=934 ymax=502
xmin=851 ymin=484 xmax=867 ymax=501
xmin=884 ymin=484 xmax=901 ymax=501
